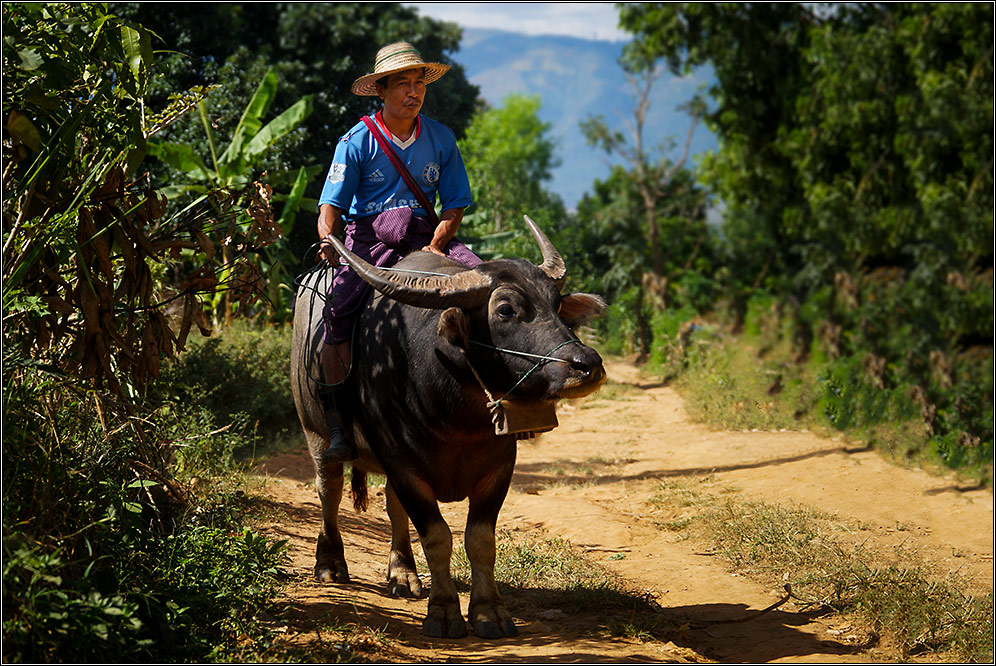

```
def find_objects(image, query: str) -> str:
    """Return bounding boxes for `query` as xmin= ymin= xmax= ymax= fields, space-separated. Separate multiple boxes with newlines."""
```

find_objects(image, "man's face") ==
xmin=377 ymin=68 xmax=426 ymax=123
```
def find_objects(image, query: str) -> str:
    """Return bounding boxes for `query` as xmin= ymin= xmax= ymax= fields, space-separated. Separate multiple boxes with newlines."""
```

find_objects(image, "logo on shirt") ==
xmin=422 ymin=162 xmax=440 ymax=186
xmin=368 ymin=169 xmax=385 ymax=183
xmin=363 ymin=199 xmax=419 ymax=214
xmin=327 ymin=163 xmax=347 ymax=185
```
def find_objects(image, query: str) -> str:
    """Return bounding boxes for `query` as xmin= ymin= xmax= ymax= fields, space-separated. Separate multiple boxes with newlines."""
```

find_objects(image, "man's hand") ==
xmin=420 ymin=243 xmax=447 ymax=257
xmin=317 ymin=204 xmax=346 ymax=264
xmin=318 ymin=237 xmax=340 ymax=264
xmin=422 ymin=207 xmax=464 ymax=257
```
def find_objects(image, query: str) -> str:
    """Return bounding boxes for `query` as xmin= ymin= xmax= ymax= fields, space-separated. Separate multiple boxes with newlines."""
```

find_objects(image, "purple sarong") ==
xmin=323 ymin=209 xmax=482 ymax=345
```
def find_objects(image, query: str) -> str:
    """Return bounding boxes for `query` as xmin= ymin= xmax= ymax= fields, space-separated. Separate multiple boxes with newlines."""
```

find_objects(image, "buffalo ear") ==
xmin=436 ymin=307 xmax=470 ymax=347
xmin=559 ymin=293 xmax=607 ymax=328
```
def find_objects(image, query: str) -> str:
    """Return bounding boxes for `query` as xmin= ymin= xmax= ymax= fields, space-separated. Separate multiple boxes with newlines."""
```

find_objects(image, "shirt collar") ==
xmin=375 ymin=110 xmax=420 ymax=150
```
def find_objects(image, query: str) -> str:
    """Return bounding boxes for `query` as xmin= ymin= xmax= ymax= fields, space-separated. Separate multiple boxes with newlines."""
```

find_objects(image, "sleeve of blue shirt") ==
xmin=437 ymin=131 xmax=473 ymax=212
xmin=318 ymin=135 xmax=361 ymax=211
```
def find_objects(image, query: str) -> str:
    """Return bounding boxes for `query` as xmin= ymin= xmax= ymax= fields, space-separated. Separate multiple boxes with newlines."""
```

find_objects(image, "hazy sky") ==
xmin=404 ymin=2 xmax=630 ymax=42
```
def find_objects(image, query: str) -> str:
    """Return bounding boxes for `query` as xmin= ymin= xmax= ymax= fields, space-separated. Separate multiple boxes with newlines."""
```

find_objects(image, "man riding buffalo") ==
xmin=314 ymin=41 xmax=481 ymax=462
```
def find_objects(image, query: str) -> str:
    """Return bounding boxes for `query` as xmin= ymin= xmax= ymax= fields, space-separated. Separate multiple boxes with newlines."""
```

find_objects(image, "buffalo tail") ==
xmin=351 ymin=467 xmax=368 ymax=513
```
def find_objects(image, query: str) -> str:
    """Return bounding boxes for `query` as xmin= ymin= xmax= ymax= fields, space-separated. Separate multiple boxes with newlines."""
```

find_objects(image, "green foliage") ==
xmin=3 ymin=6 xmax=293 ymax=661
xmin=574 ymin=63 xmax=714 ymax=358
xmin=149 ymin=68 xmax=314 ymax=323
xmin=610 ymin=2 xmax=993 ymax=477
xmin=600 ymin=287 xmax=642 ymax=357
xmin=455 ymin=94 xmax=567 ymax=266
xmin=816 ymin=356 xmax=921 ymax=433
xmin=150 ymin=68 xmax=313 ymax=190
xmin=3 ymin=525 xmax=285 ymax=663
xmin=3 ymin=3 xmax=153 ymax=181
xmin=459 ymin=94 xmax=564 ymax=239
xmin=646 ymin=303 xmax=698 ymax=369
xmin=3 ymin=2 xmax=280 ymax=395
xmin=158 ymin=321 xmax=297 ymax=462
xmin=620 ymin=2 xmax=993 ymax=290
xmin=2 ymin=371 xmax=287 ymax=662
xmin=568 ymin=163 xmax=715 ymax=355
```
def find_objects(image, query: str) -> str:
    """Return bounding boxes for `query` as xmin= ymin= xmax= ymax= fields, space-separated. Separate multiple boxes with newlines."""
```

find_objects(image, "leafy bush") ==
xmin=3 ymin=346 xmax=289 ymax=662
xmin=158 ymin=321 xmax=297 ymax=461
xmin=646 ymin=303 xmax=698 ymax=372
xmin=816 ymin=356 xmax=921 ymax=433
xmin=3 ymin=524 xmax=285 ymax=663
xmin=600 ymin=286 xmax=642 ymax=357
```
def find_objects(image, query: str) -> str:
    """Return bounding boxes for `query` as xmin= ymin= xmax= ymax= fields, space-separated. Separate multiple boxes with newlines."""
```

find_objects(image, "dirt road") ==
xmin=255 ymin=360 xmax=992 ymax=662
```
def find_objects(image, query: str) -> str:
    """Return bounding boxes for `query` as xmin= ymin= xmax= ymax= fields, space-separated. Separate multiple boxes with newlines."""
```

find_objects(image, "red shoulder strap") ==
xmin=361 ymin=115 xmax=438 ymax=225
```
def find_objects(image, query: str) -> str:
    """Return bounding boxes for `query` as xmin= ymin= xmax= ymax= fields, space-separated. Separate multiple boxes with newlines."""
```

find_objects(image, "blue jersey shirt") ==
xmin=319 ymin=112 xmax=473 ymax=219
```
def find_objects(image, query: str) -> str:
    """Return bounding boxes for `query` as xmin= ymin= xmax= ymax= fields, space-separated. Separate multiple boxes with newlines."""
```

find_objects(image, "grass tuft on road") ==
xmin=446 ymin=529 xmax=685 ymax=642
xmin=646 ymin=479 xmax=994 ymax=661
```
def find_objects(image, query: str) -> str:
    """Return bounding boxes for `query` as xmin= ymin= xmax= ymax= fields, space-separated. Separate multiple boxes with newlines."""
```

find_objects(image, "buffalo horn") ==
xmin=523 ymin=215 xmax=567 ymax=290
xmin=325 ymin=234 xmax=493 ymax=309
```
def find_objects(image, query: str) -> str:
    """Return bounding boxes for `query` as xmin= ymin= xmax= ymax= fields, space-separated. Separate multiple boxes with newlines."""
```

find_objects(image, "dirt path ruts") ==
xmin=255 ymin=360 xmax=993 ymax=662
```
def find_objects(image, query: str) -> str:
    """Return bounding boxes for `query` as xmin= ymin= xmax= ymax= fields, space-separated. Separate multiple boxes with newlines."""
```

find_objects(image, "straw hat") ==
xmin=351 ymin=42 xmax=450 ymax=96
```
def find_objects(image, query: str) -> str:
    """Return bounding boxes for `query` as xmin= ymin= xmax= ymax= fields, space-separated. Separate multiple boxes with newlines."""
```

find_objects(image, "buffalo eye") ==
xmin=495 ymin=303 xmax=517 ymax=320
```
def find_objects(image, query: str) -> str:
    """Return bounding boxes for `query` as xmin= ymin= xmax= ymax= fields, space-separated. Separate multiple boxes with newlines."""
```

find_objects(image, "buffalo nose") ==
xmin=568 ymin=345 xmax=605 ymax=382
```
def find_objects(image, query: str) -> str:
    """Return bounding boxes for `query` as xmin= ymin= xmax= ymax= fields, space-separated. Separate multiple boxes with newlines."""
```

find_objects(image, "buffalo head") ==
xmin=326 ymin=216 xmax=606 ymax=403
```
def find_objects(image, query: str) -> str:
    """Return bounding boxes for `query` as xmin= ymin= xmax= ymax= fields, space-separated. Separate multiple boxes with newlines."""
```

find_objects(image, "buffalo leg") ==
xmin=465 ymin=470 xmax=518 ymax=638
xmin=385 ymin=480 xmax=423 ymax=598
xmin=395 ymin=483 xmax=466 ymax=638
xmin=312 ymin=454 xmax=350 ymax=583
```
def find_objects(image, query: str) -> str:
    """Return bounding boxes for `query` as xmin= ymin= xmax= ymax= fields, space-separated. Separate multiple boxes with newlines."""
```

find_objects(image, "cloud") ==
xmin=405 ymin=2 xmax=630 ymax=43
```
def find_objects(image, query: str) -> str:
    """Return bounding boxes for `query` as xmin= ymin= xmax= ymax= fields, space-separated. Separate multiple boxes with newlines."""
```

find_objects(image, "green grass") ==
xmin=668 ymin=333 xmax=824 ymax=433
xmin=449 ymin=529 xmax=623 ymax=602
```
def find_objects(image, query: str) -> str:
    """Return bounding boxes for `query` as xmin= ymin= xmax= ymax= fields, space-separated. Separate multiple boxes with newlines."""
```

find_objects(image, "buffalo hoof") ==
xmin=471 ymin=617 xmax=518 ymax=639
xmin=422 ymin=602 xmax=467 ymax=638
xmin=387 ymin=571 xmax=424 ymax=598
xmin=469 ymin=604 xmax=518 ymax=639
xmin=314 ymin=564 xmax=350 ymax=584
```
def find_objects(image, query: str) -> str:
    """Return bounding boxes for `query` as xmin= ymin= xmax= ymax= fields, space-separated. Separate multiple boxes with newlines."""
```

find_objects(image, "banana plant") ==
xmin=150 ymin=67 xmax=313 ymax=191
xmin=148 ymin=67 xmax=313 ymax=324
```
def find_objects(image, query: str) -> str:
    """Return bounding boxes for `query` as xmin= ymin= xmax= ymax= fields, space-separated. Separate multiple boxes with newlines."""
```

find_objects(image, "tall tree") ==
xmin=458 ymin=94 xmax=563 ymax=241
xmin=569 ymin=163 xmax=709 ymax=355
xmin=578 ymin=64 xmax=706 ymax=356
xmin=618 ymin=3 xmax=993 ymax=288
xmin=581 ymin=66 xmax=701 ymax=279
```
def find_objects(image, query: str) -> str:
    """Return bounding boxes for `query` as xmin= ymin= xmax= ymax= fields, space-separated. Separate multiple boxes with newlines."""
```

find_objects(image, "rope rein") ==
xmin=463 ymin=338 xmax=580 ymax=411
xmin=468 ymin=339 xmax=574 ymax=364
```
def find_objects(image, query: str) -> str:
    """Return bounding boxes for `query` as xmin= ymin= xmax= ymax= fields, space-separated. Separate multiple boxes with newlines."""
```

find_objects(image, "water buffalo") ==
xmin=290 ymin=216 xmax=606 ymax=639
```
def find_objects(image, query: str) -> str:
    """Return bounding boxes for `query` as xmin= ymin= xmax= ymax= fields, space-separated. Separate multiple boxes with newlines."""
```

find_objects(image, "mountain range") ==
xmin=453 ymin=28 xmax=718 ymax=210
